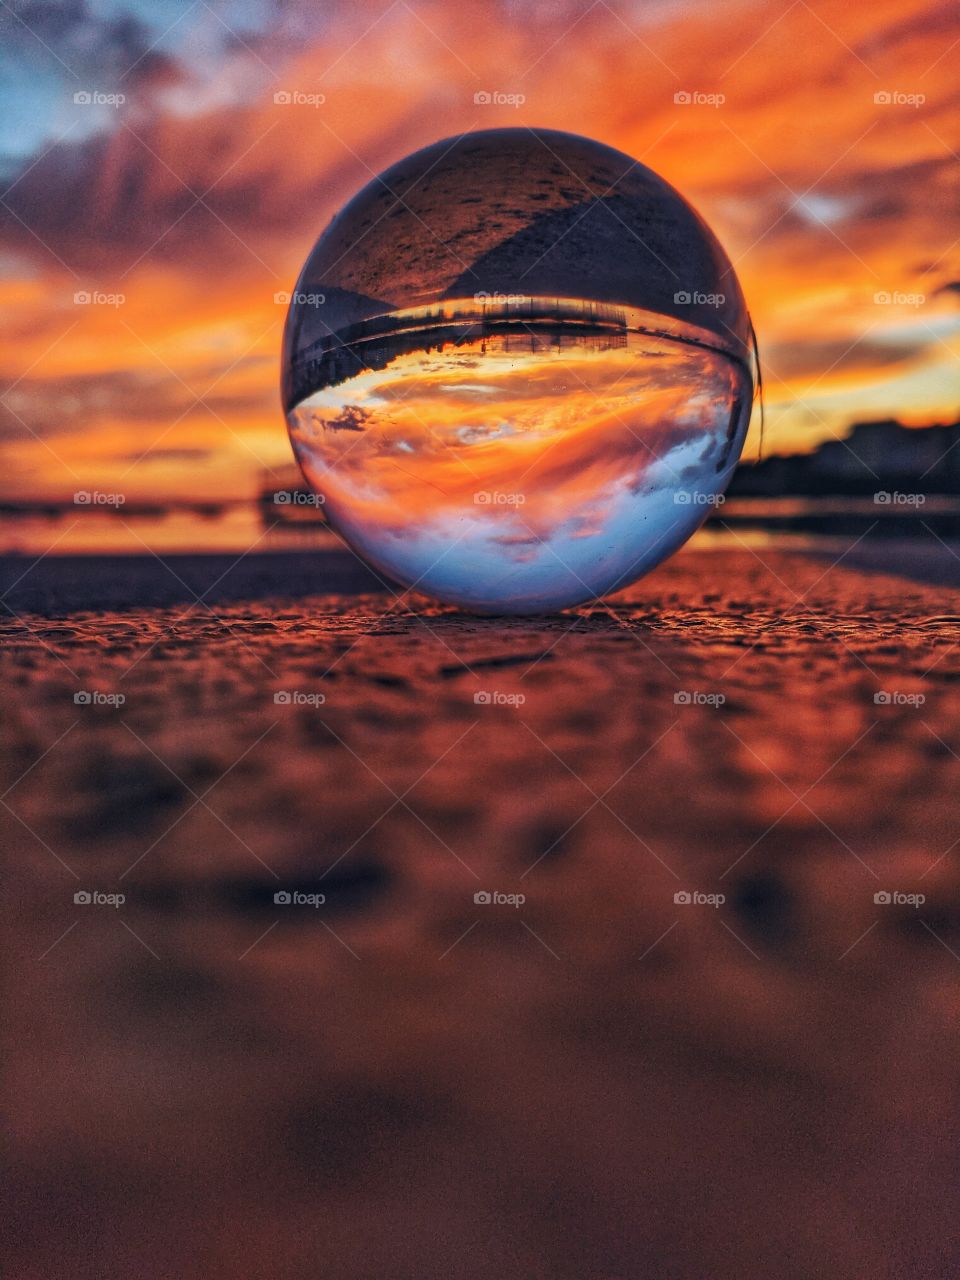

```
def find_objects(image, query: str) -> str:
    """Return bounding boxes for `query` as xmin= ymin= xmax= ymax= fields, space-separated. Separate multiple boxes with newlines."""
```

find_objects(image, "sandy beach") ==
xmin=3 ymin=541 xmax=960 ymax=1278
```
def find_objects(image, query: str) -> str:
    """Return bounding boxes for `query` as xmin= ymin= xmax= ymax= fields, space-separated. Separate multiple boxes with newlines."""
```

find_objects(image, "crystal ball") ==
xmin=281 ymin=128 xmax=755 ymax=614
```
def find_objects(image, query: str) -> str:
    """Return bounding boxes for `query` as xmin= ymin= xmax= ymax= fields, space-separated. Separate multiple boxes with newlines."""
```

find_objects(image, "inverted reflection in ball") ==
xmin=282 ymin=129 xmax=756 ymax=614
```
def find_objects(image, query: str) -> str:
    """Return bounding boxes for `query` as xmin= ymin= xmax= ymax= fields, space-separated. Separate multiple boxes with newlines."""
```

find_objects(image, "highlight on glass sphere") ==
xmin=281 ymin=128 xmax=757 ymax=614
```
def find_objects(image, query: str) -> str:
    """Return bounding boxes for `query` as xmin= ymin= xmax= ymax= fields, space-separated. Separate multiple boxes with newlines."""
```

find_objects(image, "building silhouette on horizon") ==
xmin=729 ymin=418 xmax=960 ymax=496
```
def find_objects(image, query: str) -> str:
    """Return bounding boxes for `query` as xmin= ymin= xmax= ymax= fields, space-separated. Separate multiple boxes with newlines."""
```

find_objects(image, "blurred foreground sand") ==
xmin=2 ymin=544 xmax=959 ymax=1279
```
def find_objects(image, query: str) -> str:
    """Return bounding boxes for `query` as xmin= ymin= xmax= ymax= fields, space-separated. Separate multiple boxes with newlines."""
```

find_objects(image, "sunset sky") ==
xmin=0 ymin=0 xmax=957 ymax=518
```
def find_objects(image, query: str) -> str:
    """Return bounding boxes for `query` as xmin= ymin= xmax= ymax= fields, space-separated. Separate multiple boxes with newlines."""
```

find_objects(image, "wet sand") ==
xmin=3 ymin=543 xmax=959 ymax=1279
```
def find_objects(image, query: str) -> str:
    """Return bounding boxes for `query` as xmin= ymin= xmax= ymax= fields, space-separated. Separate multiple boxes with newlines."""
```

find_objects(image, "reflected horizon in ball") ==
xmin=282 ymin=129 xmax=756 ymax=613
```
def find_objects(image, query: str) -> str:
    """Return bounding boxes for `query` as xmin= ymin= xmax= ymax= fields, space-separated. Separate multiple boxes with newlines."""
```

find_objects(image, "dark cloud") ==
xmin=0 ymin=89 xmax=407 ymax=279
xmin=113 ymin=446 xmax=215 ymax=463
xmin=0 ymin=365 xmax=274 ymax=438
xmin=843 ymin=154 xmax=958 ymax=224
xmin=763 ymin=336 xmax=929 ymax=382
xmin=855 ymin=0 xmax=959 ymax=55
xmin=1 ymin=1 xmax=186 ymax=92
xmin=3 ymin=117 xmax=274 ymax=274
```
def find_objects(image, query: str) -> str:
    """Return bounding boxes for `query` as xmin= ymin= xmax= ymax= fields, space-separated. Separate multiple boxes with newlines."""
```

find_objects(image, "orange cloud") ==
xmin=0 ymin=0 xmax=956 ymax=532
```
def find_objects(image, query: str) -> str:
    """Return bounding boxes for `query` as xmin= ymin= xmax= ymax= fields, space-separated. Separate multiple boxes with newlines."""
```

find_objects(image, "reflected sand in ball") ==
xmin=282 ymin=129 xmax=756 ymax=613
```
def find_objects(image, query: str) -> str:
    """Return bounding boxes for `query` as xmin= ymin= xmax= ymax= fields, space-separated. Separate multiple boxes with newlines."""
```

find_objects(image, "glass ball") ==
xmin=282 ymin=128 xmax=756 ymax=614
